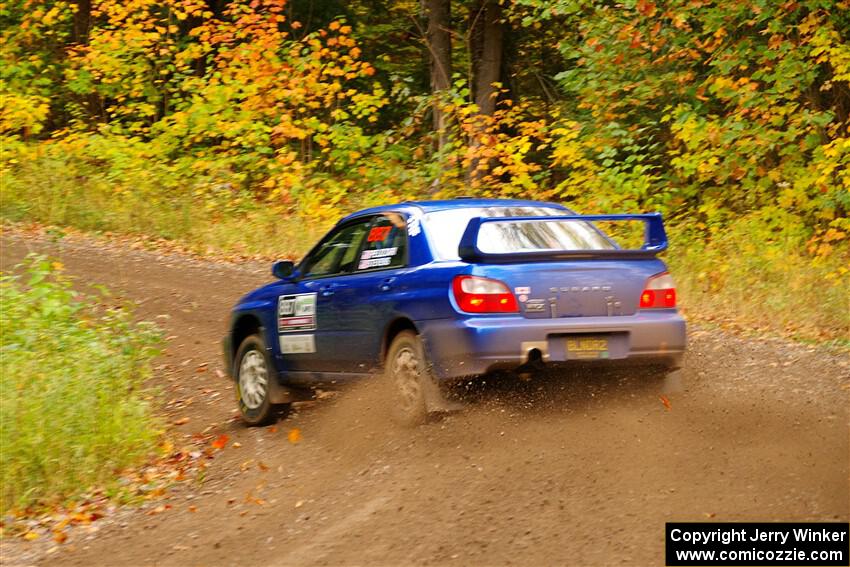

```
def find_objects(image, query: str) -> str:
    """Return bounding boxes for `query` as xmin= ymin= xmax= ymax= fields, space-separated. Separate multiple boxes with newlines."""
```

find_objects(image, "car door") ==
xmin=276 ymin=217 xmax=371 ymax=373
xmin=329 ymin=213 xmax=410 ymax=372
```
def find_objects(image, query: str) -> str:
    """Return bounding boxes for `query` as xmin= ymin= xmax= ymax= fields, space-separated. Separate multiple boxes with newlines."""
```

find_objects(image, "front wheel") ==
xmin=234 ymin=334 xmax=291 ymax=426
xmin=385 ymin=330 xmax=431 ymax=426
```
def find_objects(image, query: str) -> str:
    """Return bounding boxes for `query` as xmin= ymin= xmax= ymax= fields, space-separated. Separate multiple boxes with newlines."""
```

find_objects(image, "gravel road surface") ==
xmin=2 ymin=232 xmax=847 ymax=566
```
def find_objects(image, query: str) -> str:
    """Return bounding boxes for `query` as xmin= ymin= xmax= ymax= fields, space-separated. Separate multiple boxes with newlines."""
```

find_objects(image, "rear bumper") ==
xmin=419 ymin=311 xmax=686 ymax=380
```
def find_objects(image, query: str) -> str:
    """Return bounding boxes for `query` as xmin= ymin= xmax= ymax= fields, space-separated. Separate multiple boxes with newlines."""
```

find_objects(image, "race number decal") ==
xmin=367 ymin=226 xmax=392 ymax=242
xmin=278 ymin=293 xmax=317 ymax=333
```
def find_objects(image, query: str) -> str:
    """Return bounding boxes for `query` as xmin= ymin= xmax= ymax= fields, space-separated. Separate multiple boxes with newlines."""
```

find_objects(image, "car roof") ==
xmin=338 ymin=198 xmax=568 ymax=223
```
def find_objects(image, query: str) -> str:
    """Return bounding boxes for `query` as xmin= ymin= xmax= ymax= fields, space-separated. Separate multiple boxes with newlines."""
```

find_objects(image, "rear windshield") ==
xmin=423 ymin=206 xmax=616 ymax=260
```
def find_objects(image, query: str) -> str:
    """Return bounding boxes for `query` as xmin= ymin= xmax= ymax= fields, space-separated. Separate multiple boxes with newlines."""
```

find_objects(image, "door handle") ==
xmin=380 ymin=277 xmax=397 ymax=292
xmin=320 ymin=284 xmax=337 ymax=297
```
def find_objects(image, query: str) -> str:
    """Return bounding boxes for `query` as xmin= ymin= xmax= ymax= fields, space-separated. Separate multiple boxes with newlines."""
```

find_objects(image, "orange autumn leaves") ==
xmin=210 ymin=428 xmax=300 ymax=451
xmin=9 ymin=0 xmax=390 ymax=216
xmin=287 ymin=428 xmax=302 ymax=444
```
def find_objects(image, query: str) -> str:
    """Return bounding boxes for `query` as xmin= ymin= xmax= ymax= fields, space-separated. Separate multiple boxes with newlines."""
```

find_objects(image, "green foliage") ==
xmin=2 ymin=0 xmax=431 ymax=221
xmin=541 ymin=0 xmax=849 ymax=226
xmin=0 ymin=0 xmax=77 ymax=136
xmin=668 ymin=215 xmax=849 ymax=341
xmin=0 ymin=141 xmax=327 ymax=258
xmin=0 ymin=256 xmax=163 ymax=512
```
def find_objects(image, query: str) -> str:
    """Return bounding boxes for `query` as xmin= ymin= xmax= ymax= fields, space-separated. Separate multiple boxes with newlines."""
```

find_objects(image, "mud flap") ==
xmin=267 ymin=378 xmax=313 ymax=405
xmin=420 ymin=371 xmax=465 ymax=413
xmin=418 ymin=336 xmax=464 ymax=413
xmin=660 ymin=368 xmax=684 ymax=394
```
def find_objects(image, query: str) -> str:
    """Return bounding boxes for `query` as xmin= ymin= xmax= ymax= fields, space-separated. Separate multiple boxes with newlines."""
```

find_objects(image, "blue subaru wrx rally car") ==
xmin=223 ymin=199 xmax=686 ymax=425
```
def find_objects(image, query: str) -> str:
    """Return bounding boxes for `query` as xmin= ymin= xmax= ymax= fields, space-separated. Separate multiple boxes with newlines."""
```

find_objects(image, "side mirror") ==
xmin=271 ymin=260 xmax=295 ymax=280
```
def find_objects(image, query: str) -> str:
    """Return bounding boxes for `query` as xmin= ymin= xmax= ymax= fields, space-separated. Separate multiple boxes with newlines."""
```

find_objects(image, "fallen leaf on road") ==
xmin=211 ymin=434 xmax=229 ymax=450
xmin=294 ymin=500 xmax=304 ymax=508
xmin=173 ymin=417 xmax=190 ymax=425
xmin=188 ymin=505 xmax=197 ymax=513
xmin=146 ymin=487 xmax=166 ymax=498
xmin=71 ymin=512 xmax=99 ymax=524
xmin=288 ymin=428 xmax=302 ymax=444
xmin=232 ymin=442 xmax=242 ymax=448
xmin=23 ymin=531 xmax=39 ymax=541
xmin=245 ymin=492 xmax=266 ymax=506
xmin=659 ymin=395 xmax=672 ymax=411
xmin=53 ymin=531 xmax=68 ymax=544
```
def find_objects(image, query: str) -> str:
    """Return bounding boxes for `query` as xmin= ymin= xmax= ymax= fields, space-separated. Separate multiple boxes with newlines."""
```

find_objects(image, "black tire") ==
xmin=233 ymin=334 xmax=290 ymax=426
xmin=385 ymin=330 xmax=431 ymax=426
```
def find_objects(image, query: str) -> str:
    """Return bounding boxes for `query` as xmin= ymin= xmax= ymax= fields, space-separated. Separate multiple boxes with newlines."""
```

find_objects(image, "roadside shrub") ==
xmin=668 ymin=216 xmax=850 ymax=344
xmin=0 ymin=255 xmax=162 ymax=513
xmin=0 ymin=137 xmax=327 ymax=258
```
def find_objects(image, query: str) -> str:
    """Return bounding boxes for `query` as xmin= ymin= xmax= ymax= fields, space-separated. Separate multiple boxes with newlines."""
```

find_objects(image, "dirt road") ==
xmin=2 ymin=232 xmax=848 ymax=566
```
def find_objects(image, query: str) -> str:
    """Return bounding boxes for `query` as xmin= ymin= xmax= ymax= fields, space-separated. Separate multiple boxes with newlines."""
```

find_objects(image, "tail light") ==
xmin=452 ymin=275 xmax=519 ymax=313
xmin=639 ymin=272 xmax=676 ymax=309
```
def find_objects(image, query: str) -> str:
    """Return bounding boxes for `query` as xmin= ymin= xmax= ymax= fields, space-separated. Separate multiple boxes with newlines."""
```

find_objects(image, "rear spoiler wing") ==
xmin=458 ymin=213 xmax=668 ymax=263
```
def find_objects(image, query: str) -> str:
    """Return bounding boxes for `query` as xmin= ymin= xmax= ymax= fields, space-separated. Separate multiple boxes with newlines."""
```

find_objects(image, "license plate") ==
xmin=566 ymin=336 xmax=610 ymax=359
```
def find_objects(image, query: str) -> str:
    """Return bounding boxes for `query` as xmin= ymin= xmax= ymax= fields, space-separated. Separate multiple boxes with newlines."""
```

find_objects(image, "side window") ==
xmin=301 ymin=219 xmax=370 ymax=278
xmin=356 ymin=213 xmax=407 ymax=271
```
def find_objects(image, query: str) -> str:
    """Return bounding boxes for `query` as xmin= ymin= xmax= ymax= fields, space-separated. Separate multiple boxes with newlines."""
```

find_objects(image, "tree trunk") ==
xmin=468 ymin=0 xmax=503 ymax=182
xmin=423 ymin=0 xmax=452 ymax=192
xmin=471 ymin=0 xmax=502 ymax=117
xmin=72 ymin=0 xmax=92 ymax=44
xmin=425 ymin=0 xmax=452 ymax=149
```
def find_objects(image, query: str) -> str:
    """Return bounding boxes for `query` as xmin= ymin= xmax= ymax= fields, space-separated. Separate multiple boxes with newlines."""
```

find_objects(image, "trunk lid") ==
xmin=471 ymin=259 xmax=667 ymax=318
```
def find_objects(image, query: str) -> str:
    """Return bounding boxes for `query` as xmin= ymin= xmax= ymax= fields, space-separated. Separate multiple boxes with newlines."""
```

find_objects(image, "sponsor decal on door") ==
xmin=278 ymin=293 xmax=317 ymax=333
xmin=279 ymin=334 xmax=316 ymax=354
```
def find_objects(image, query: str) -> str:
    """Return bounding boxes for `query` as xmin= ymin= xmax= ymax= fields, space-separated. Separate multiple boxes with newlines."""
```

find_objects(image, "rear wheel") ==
xmin=234 ymin=334 xmax=291 ymax=426
xmin=385 ymin=331 xmax=430 ymax=426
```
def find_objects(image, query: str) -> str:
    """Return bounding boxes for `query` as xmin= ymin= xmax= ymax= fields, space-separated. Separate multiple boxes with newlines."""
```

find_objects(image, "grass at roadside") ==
xmin=0 ymin=154 xmax=328 ymax=260
xmin=668 ymin=221 xmax=849 ymax=347
xmin=0 ymin=255 xmax=163 ymax=513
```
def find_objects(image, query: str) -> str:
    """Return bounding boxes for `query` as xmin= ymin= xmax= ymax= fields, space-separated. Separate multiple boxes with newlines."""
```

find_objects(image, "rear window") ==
xmin=476 ymin=219 xmax=617 ymax=254
xmin=423 ymin=206 xmax=615 ymax=260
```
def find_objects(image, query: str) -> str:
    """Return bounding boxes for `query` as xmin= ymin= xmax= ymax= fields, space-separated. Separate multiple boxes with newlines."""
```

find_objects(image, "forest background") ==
xmin=2 ymin=0 xmax=848 ymax=342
